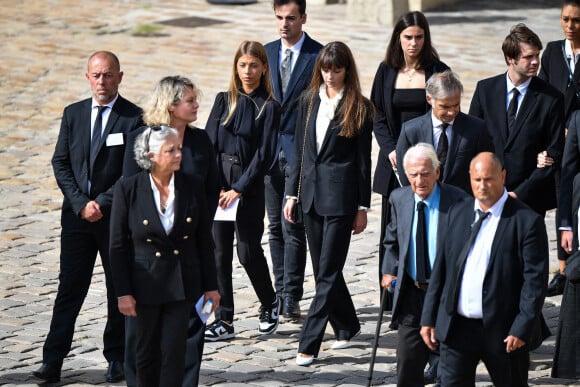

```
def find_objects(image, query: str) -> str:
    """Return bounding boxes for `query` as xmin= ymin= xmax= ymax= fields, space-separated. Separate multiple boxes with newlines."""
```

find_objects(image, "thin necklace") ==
xmin=405 ymin=67 xmax=416 ymax=82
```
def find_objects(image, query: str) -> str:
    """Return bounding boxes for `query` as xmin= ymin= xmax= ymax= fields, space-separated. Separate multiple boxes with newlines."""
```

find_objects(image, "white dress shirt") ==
xmin=315 ymin=85 xmax=344 ymax=153
xmin=279 ymin=32 xmax=305 ymax=73
xmin=431 ymin=114 xmax=454 ymax=152
xmin=457 ymin=190 xmax=508 ymax=318
xmin=149 ymin=173 xmax=175 ymax=235
xmin=505 ymin=74 xmax=531 ymax=114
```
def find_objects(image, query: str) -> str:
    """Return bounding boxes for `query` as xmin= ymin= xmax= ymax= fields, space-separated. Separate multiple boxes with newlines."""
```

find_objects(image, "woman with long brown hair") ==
xmin=284 ymin=41 xmax=373 ymax=366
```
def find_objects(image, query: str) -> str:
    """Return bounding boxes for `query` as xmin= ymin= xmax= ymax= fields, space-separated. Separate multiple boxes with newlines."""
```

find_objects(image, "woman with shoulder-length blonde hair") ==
xmin=204 ymin=40 xmax=282 ymax=341
xmin=284 ymin=41 xmax=374 ymax=366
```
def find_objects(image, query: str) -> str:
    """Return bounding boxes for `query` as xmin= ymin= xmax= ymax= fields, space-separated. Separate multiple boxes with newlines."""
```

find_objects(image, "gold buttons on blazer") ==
xmin=183 ymin=235 xmax=189 ymax=240
xmin=173 ymin=250 xmax=180 ymax=255
xmin=155 ymin=252 xmax=161 ymax=257
xmin=186 ymin=217 xmax=192 ymax=223
xmin=146 ymin=239 xmax=152 ymax=243
xmin=143 ymin=219 xmax=149 ymax=226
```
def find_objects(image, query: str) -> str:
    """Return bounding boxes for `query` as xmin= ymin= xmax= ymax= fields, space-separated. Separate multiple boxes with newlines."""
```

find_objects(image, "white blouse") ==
xmin=315 ymin=85 xmax=344 ymax=153
xmin=149 ymin=173 xmax=175 ymax=235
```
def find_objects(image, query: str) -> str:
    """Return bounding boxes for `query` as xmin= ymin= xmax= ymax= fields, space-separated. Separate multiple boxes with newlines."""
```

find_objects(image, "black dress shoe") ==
xmin=33 ymin=363 xmax=61 ymax=383
xmin=106 ymin=360 xmax=124 ymax=383
xmin=547 ymin=272 xmax=566 ymax=297
xmin=282 ymin=296 xmax=301 ymax=319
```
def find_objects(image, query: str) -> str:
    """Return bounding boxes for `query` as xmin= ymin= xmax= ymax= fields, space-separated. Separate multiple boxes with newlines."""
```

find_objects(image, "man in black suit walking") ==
xmin=469 ymin=23 xmax=565 ymax=216
xmin=397 ymin=70 xmax=493 ymax=193
xmin=33 ymin=51 xmax=142 ymax=383
xmin=264 ymin=0 xmax=322 ymax=319
xmin=382 ymin=143 xmax=468 ymax=386
xmin=420 ymin=152 xmax=549 ymax=386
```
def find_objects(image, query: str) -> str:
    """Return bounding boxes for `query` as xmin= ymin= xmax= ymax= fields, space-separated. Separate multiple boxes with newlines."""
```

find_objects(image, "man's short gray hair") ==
xmin=425 ymin=70 xmax=463 ymax=100
xmin=403 ymin=142 xmax=441 ymax=171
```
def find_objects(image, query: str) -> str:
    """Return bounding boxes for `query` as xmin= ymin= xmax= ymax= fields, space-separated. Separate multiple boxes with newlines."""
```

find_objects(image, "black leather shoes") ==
xmin=282 ymin=296 xmax=301 ymax=319
xmin=106 ymin=360 xmax=124 ymax=383
xmin=33 ymin=363 xmax=61 ymax=383
xmin=547 ymin=272 xmax=566 ymax=297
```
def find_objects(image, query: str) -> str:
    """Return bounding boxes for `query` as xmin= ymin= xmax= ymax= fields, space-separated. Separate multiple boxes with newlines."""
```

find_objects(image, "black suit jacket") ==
xmin=469 ymin=74 xmax=565 ymax=213
xmin=421 ymin=196 xmax=549 ymax=352
xmin=395 ymin=111 xmax=493 ymax=193
xmin=370 ymin=60 xmax=449 ymax=196
xmin=539 ymin=40 xmax=580 ymax=123
xmin=109 ymin=171 xmax=217 ymax=304
xmin=265 ymin=33 xmax=323 ymax=167
xmin=123 ymin=125 xmax=220 ymax=219
xmin=382 ymin=183 xmax=469 ymax=322
xmin=52 ymin=95 xmax=143 ymax=216
xmin=286 ymin=95 xmax=373 ymax=216
xmin=559 ymin=111 xmax=580 ymax=228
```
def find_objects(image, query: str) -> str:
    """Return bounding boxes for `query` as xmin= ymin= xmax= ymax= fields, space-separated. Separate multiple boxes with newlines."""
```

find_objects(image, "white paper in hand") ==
xmin=213 ymin=197 xmax=239 ymax=221
xmin=195 ymin=295 xmax=213 ymax=323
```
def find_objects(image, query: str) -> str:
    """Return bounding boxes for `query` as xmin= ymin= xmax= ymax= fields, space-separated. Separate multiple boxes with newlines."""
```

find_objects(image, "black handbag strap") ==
xmin=297 ymin=95 xmax=315 ymax=200
xmin=561 ymin=40 xmax=580 ymax=100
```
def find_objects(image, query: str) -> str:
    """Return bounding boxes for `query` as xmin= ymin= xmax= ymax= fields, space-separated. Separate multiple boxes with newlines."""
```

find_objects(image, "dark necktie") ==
xmin=280 ymin=49 xmax=292 ymax=96
xmin=90 ymin=105 xmax=107 ymax=172
xmin=436 ymin=123 xmax=449 ymax=180
xmin=446 ymin=209 xmax=491 ymax=314
xmin=415 ymin=201 xmax=430 ymax=283
xmin=507 ymin=88 xmax=519 ymax=133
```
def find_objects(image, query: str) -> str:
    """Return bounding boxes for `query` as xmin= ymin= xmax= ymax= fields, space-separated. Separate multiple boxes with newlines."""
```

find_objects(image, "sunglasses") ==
xmin=145 ymin=125 xmax=170 ymax=150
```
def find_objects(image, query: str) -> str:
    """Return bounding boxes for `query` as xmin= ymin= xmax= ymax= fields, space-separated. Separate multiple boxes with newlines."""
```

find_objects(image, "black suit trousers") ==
xmin=124 ymin=306 xmax=206 ymax=387
xmin=213 ymin=190 xmax=276 ymax=322
xmin=135 ymin=300 xmax=190 ymax=387
xmin=440 ymin=315 xmax=530 ymax=387
xmin=264 ymin=155 xmax=307 ymax=299
xmin=43 ymin=208 xmax=124 ymax=365
xmin=298 ymin=210 xmax=360 ymax=356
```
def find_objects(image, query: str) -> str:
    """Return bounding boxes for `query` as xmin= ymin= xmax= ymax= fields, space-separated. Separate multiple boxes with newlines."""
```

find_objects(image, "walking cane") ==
xmin=367 ymin=286 xmax=389 ymax=387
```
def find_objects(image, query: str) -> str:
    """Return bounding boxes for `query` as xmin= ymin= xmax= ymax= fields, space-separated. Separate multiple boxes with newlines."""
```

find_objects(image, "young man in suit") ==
xmin=469 ymin=23 xmax=565 ymax=216
xmin=33 ymin=51 xmax=142 ymax=384
xmin=382 ymin=143 xmax=468 ymax=386
xmin=396 ymin=70 xmax=493 ymax=194
xmin=420 ymin=152 xmax=550 ymax=386
xmin=264 ymin=0 xmax=322 ymax=319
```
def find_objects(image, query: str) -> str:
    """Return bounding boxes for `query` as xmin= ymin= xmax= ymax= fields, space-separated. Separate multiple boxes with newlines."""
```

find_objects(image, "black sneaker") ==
xmin=547 ymin=272 xmax=566 ymax=297
xmin=204 ymin=320 xmax=235 ymax=342
xmin=258 ymin=298 xmax=281 ymax=335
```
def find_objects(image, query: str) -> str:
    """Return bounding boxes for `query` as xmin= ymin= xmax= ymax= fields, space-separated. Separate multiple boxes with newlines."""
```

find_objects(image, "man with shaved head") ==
xmin=34 ymin=51 xmax=142 ymax=383
xmin=420 ymin=152 xmax=550 ymax=386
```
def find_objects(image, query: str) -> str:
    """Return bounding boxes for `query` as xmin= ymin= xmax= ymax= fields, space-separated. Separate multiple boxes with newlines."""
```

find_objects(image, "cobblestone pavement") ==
xmin=1 ymin=0 xmax=579 ymax=385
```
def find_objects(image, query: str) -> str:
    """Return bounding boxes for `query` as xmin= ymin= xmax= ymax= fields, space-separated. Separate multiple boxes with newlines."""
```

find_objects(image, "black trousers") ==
xmin=264 ymin=154 xmax=307 ymax=300
xmin=135 ymin=301 xmax=190 ymax=387
xmin=213 ymin=190 xmax=276 ymax=322
xmin=124 ymin=306 xmax=206 ymax=387
xmin=394 ymin=275 xmax=431 ymax=387
xmin=440 ymin=315 xmax=530 ymax=387
xmin=298 ymin=210 xmax=360 ymax=356
xmin=42 ymin=208 xmax=124 ymax=365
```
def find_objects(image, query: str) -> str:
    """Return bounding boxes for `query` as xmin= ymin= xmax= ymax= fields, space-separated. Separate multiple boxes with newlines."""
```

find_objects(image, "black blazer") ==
xmin=382 ymin=183 xmax=469 ymax=322
xmin=205 ymin=87 xmax=281 ymax=196
xmin=123 ymin=126 xmax=220 ymax=219
xmin=265 ymin=33 xmax=323 ymax=167
xmin=109 ymin=171 xmax=217 ymax=305
xmin=395 ymin=111 xmax=493 ymax=193
xmin=286 ymin=94 xmax=373 ymax=216
xmin=370 ymin=60 xmax=449 ymax=196
xmin=559 ymin=111 xmax=580 ymax=228
xmin=421 ymin=197 xmax=550 ymax=352
xmin=539 ymin=40 xmax=580 ymax=123
xmin=52 ymin=95 xmax=143 ymax=216
xmin=469 ymin=74 xmax=565 ymax=213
